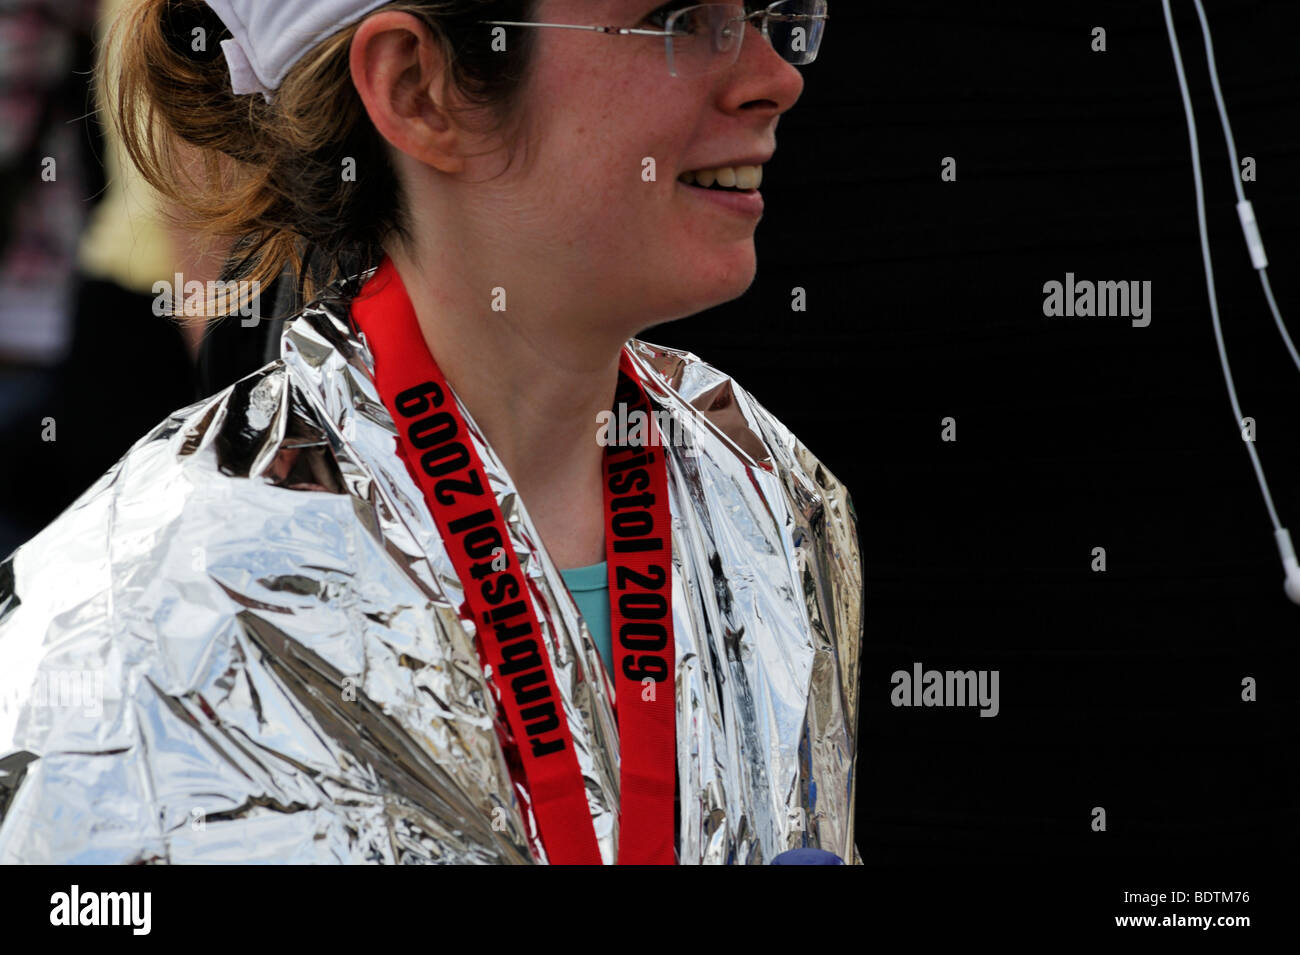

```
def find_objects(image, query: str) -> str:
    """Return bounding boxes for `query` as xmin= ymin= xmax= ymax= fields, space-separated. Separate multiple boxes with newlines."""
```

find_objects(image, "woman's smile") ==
xmin=676 ymin=160 xmax=768 ymax=218
xmin=676 ymin=176 xmax=765 ymax=218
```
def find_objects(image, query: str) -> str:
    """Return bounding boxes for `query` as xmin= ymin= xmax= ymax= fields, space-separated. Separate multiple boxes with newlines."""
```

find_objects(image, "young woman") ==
xmin=0 ymin=0 xmax=859 ymax=864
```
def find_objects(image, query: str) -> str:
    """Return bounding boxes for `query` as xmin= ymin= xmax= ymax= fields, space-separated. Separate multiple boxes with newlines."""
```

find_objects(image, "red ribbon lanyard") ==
xmin=352 ymin=258 xmax=676 ymax=865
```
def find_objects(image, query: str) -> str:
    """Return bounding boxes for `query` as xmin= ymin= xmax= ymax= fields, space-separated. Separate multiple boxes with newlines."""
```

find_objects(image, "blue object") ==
xmin=770 ymin=849 xmax=845 ymax=865
xmin=560 ymin=560 xmax=613 ymax=676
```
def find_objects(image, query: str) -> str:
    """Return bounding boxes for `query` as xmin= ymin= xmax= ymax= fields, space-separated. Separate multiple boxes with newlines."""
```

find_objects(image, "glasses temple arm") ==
xmin=478 ymin=20 xmax=675 ymax=37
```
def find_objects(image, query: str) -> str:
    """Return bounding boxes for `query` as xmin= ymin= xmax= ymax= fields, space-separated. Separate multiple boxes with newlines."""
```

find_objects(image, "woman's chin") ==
xmin=706 ymin=254 xmax=760 ymax=305
xmin=684 ymin=244 xmax=758 ymax=300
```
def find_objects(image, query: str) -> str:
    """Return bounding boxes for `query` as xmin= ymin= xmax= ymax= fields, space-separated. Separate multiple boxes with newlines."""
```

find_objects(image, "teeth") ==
xmin=677 ymin=165 xmax=764 ymax=190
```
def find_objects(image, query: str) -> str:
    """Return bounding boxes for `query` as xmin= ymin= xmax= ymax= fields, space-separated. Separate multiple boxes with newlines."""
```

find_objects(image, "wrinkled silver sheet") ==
xmin=0 ymin=274 xmax=863 ymax=864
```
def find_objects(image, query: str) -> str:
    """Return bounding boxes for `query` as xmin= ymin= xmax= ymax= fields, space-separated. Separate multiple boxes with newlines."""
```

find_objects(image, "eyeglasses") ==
xmin=479 ymin=1 xmax=829 ymax=78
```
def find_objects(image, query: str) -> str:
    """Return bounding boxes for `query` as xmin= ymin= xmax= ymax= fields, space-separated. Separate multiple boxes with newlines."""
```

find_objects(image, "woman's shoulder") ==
xmin=0 ymin=353 xmax=409 ymax=862
xmin=0 ymin=353 xmax=343 ymax=639
xmin=628 ymin=337 xmax=855 ymax=514
xmin=630 ymin=336 xmax=863 ymax=758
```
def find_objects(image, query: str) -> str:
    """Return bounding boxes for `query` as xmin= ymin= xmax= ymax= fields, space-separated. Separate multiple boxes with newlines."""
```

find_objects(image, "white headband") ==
xmin=205 ymin=0 xmax=393 ymax=102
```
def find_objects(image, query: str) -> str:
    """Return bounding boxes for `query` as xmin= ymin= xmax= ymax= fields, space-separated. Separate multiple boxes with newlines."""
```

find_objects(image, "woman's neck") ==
xmin=389 ymin=249 xmax=623 ymax=570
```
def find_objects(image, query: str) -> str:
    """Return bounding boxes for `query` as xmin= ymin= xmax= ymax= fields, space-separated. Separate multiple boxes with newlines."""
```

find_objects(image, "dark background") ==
xmin=654 ymin=0 xmax=1300 ymax=864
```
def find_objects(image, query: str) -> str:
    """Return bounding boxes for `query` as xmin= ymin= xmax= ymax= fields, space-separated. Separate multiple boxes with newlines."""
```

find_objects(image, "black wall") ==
xmin=652 ymin=0 xmax=1300 ymax=864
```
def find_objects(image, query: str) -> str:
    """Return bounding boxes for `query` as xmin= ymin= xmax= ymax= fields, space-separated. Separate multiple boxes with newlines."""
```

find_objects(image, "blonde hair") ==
xmin=100 ymin=0 xmax=537 ymax=320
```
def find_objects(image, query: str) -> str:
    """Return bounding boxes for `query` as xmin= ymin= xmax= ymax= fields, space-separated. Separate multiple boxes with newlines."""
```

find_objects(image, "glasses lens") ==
xmin=666 ymin=2 xmax=826 ymax=77
xmin=667 ymin=5 xmax=744 ymax=77
xmin=766 ymin=0 xmax=827 ymax=65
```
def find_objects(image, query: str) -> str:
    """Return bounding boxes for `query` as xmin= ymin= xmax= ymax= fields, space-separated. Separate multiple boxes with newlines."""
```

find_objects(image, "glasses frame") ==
xmin=479 ymin=1 xmax=829 ymax=78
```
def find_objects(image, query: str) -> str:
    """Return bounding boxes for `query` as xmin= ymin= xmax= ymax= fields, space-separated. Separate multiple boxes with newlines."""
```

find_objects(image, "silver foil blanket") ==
xmin=0 ymin=279 xmax=862 ymax=864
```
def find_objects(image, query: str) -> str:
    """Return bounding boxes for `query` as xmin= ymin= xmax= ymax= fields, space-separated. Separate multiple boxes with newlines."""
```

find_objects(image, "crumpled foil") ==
xmin=0 ymin=273 xmax=863 ymax=864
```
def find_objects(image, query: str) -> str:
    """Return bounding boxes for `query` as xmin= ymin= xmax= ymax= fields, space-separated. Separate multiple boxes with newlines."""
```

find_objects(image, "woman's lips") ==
xmin=678 ymin=180 xmax=765 ymax=218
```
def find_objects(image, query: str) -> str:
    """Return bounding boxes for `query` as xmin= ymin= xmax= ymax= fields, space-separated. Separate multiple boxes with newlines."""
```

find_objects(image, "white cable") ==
xmin=1161 ymin=0 xmax=1300 ymax=603
xmin=1190 ymin=0 xmax=1299 ymax=368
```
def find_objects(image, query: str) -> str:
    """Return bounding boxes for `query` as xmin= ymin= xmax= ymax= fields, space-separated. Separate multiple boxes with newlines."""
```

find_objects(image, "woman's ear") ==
xmin=349 ymin=11 xmax=467 ymax=175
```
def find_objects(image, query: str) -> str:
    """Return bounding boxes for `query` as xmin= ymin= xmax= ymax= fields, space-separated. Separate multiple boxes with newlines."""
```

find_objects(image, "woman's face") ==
xmin=470 ymin=0 xmax=807 ymax=335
